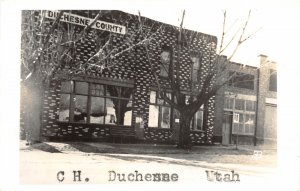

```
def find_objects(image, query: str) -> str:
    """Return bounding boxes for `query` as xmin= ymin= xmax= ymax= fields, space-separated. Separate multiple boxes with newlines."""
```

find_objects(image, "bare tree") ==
xmin=21 ymin=10 xmax=159 ymax=144
xmin=140 ymin=10 xmax=259 ymax=149
xmin=21 ymin=10 xmax=258 ymax=147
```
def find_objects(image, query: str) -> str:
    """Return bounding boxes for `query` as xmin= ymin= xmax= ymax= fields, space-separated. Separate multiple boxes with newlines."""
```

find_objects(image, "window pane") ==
xmin=192 ymin=56 xmax=200 ymax=82
xmin=161 ymin=51 xmax=170 ymax=63
xmin=185 ymin=95 xmax=190 ymax=105
xmin=160 ymin=106 xmax=170 ymax=128
xmin=250 ymin=124 xmax=255 ymax=134
xmin=165 ymin=92 xmax=172 ymax=105
xmin=126 ymin=99 xmax=132 ymax=107
xmin=160 ymin=51 xmax=170 ymax=77
xmin=195 ymin=110 xmax=203 ymax=130
xmin=148 ymin=105 xmax=159 ymax=127
xmin=173 ymin=108 xmax=180 ymax=120
xmin=192 ymin=69 xmax=198 ymax=82
xmin=238 ymin=124 xmax=244 ymax=134
xmin=124 ymin=111 xmax=132 ymax=126
xmin=225 ymin=97 xmax=233 ymax=109
xmin=105 ymin=97 xmax=117 ymax=124
xmin=90 ymin=97 xmax=105 ymax=124
xmin=74 ymin=95 xmax=87 ymax=123
xmin=106 ymin=85 xmax=120 ymax=97
xmin=245 ymin=114 xmax=254 ymax=125
xmin=119 ymin=99 xmax=132 ymax=126
xmin=229 ymin=72 xmax=254 ymax=90
xmin=61 ymin=81 xmax=73 ymax=93
xmin=192 ymin=57 xmax=200 ymax=70
xmin=157 ymin=94 xmax=164 ymax=105
xmin=160 ymin=64 xmax=169 ymax=77
xmin=248 ymin=115 xmax=255 ymax=135
xmin=232 ymin=123 xmax=238 ymax=134
xmin=235 ymin=99 xmax=245 ymax=110
xmin=245 ymin=125 xmax=250 ymax=134
xmin=269 ymin=69 xmax=277 ymax=92
xmin=120 ymin=87 xmax=133 ymax=99
xmin=75 ymin=81 xmax=88 ymax=94
xmin=227 ymin=98 xmax=234 ymax=109
xmin=150 ymin=91 xmax=156 ymax=104
xmin=58 ymin=94 xmax=70 ymax=122
xmin=246 ymin=100 xmax=255 ymax=111
xmin=239 ymin=113 xmax=244 ymax=123
xmin=90 ymin=83 xmax=104 ymax=96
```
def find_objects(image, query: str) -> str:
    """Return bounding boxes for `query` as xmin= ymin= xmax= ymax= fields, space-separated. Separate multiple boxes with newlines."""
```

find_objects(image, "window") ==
xmin=224 ymin=96 xmax=256 ymax=135
xmin=58 ymin=81 xmax=133 ymax=126
xmin=190 ymin=105 xmax=204 ymax=131
xmin=235 ymin=99 xmax=245 ymax=111
xmin=160 ymin=49 xmax=171 ymax=77
xmin=229 ymin=72 xmax=254 ymax=90
xmin=245 ymin=100 xmax=256 ymax=111
xmin=184 ymin=95 xmax=205 ymax=131
xmin=232 ymin=113 xmax=255 ymax=135
xmin=269 ymin=69 xmax=277 ymax=92
xmin=58 ymin=81 xmax=73 ymax=122
xmin=191 ymin=56 xmax=201 ymax=82
xmin=224 ymin=97 xmax=234 ymax=110
xmin=148 ymin=91 xmax=172 ymax=128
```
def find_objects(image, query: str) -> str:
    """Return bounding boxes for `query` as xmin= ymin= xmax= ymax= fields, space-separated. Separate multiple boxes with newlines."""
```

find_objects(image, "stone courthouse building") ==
xmin=21 ymin=10 xmax=277 ymax=146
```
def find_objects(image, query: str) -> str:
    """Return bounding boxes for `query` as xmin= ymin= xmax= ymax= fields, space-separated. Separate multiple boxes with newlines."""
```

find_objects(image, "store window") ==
xmin=232 ymin=113 xmax=255 ymax=135
xmin=229 ymin=72 xmax=254 ymax=90
xmin=269 ymin=69 xmax=277 ymax=92
xmin=160 ymin=49 xmax=171 ymax=77
xmin=224 ymin=96 xmax=256 ymax=135
xmin=58 ymin=81 xmax=73 ymax=122
xmin=148 ymin=91 xmax=172 ymax=128
xmin=58 ymin=81 xmax=133 ymax=126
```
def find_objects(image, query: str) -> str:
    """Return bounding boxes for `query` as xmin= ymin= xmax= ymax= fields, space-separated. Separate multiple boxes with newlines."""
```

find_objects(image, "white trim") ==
xmin=265 ymin=98 xmax=277 ymax=105
xmin=224 ymin=91 xmax=257 ymax=101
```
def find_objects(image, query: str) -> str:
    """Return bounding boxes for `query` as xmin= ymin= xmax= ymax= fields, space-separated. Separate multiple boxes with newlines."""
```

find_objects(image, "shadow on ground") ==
xmin=20 ymin=141 xmax=277 ymax=167
xmin=20 ymin=142 xmax=62 ymax=153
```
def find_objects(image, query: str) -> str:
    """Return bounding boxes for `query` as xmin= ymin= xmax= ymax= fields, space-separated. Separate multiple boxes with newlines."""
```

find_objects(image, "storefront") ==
xmin=214 ymin=55 xmax=277 ymax=146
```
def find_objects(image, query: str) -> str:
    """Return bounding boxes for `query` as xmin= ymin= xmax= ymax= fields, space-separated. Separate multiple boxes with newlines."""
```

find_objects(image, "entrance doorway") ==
xmin=222 ymin=111 xmax=232 ymax=145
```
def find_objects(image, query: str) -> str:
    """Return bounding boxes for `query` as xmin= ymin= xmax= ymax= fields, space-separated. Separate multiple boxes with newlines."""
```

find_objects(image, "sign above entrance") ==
xmin=233 ymin=113 xmax=240 ymax=123
xmin=44 ymin=11 xmax=126 ymax=35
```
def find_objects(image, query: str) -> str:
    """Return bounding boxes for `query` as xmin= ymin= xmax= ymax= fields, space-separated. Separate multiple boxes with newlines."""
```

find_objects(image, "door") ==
xmin=222 ymin=111 xmax=232 ymax=145
xmin=264 ymin=105 xmax=277 ymax=140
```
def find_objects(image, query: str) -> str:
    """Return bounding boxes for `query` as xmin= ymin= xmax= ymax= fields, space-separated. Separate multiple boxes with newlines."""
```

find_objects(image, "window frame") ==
xmin=148 ymin=90 xmax=173 ymax=129
xmin=224 ymin=96 xmax=256 ymax=135
xmin=160 ymin=47 xmax=172 ymax=77
xmin=190 ymin=55 xmax=201 ymax=83
xmin=190 ymin=105 xmax=204 ymax=131
xmin=269 ymin=69 xmax=277 ymax=92
xmin=58 ymin=80 xmax=133 ymax=126
xmin=228 ymin=71 xmax=255 ymax=90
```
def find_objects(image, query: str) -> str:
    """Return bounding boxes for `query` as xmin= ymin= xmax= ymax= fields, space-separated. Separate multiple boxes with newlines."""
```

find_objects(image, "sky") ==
xmin=121 ymin=1 xmax=300 ymax=67
xmin=2 ymin=0 xmax=299 ymax=67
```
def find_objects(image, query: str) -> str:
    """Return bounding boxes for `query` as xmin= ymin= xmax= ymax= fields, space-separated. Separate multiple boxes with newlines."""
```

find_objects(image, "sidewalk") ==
xmin=19 ymin=140 xmax=276 ymax=155
xmin=19 ymin=140 xmax=277 ymax=175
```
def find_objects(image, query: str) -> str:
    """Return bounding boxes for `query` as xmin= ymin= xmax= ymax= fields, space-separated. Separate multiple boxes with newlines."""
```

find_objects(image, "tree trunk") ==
xmin=22 ymin=79 xmax=43 ymax=144
xmin=177 ymin=113 xmax=192 ymax=149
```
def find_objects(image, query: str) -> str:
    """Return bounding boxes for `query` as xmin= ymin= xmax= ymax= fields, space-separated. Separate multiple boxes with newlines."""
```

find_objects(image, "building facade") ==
xmin=214 ymin=55 xmax=277 ymax=146
xmin=20 ymin=10 xmax=277 ymax=146
xmin=20 ymin=10 xmax=218 ymax=145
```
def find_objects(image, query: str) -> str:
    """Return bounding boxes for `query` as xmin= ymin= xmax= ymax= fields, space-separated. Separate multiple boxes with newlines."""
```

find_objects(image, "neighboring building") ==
xmin=20 ymin=10 xmax=277 ymax=146
xmin=214 ymin=55 xmax=277 ymax=146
